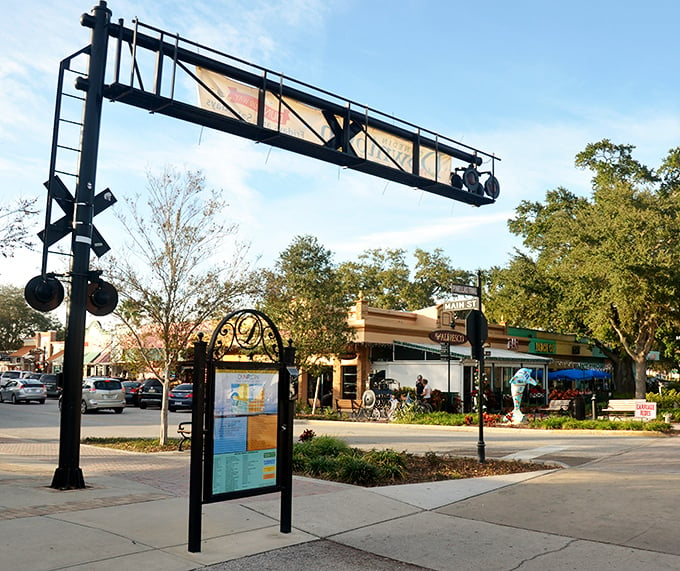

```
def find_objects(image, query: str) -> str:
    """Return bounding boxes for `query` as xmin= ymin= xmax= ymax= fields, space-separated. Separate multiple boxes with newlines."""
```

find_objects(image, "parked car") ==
xmin=59 ymin=376 xmax=125 ymax=414
xmin=0 ymin=371 xmax=25 ymax=388
xmin=0 ymin=379 xmax=47 ymax=404
xmin=39 ymin=373 xmax=61 ymax=397
xmin=168 ymin=383 xmax=193 ymax=412
xmin=24 ymin=371 xmax=43 ymax=380
xmin=122 ymin=380 xmax=142 ymax=405
xmin=138 ymin=378 xmax=164 ymax=409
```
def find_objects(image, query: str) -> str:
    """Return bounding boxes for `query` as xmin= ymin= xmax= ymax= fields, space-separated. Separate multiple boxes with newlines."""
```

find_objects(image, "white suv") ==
xmin=60 ymin=377 xmax=125 ymax=414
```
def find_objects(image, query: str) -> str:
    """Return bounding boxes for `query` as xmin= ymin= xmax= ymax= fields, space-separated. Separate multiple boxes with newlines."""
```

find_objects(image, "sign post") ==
xmin=429 ymin=329 xmax=467 ymax=410
xmin=463 ymin=272 xmax=487 ymax=463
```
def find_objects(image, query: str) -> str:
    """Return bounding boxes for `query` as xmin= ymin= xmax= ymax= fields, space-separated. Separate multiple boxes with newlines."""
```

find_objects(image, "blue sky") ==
xmin=2 ymin=0 xmax=680 ymax=292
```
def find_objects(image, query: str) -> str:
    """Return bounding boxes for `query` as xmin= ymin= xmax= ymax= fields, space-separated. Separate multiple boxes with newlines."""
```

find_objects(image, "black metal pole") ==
xmin=477 ymin=355 xmax=486 ymax=463
xmin=51 ymin=1 xmax=111 ymax=490
xmin=280 ymin=342 xmax=296 ymax=533
xmin=188 ymin=335 xmax=206 ymax=552
xmin=446 ymin=343 xmax=451 ymax=411
xmin=476 ymin=271 xmax=485 ymax=463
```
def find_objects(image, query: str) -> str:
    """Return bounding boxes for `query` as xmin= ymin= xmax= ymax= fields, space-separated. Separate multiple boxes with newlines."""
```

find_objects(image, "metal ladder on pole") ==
xmin=40 ymin=46 xmax=92 ymax=277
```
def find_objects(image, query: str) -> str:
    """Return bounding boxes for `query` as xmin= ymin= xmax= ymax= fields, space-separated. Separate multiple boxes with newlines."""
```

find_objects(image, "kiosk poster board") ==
xmin=205 ymin=363 xmax=282 ymax=502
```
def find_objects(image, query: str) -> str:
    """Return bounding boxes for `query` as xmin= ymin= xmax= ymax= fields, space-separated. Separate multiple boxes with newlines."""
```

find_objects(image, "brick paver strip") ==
xmin=0 ymin=492 xmax=172 ymax=520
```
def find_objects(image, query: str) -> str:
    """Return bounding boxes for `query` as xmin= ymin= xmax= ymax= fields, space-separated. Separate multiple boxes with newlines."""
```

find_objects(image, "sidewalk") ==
xmin=2 ymin=433 xmax=680 ymax=570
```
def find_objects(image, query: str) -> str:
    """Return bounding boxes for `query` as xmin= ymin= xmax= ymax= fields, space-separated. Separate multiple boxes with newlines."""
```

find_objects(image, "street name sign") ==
xmin=442 ymin=298 xmax=479 ymax=311
xmin=451 ymin=283 xmax=478 ymax=296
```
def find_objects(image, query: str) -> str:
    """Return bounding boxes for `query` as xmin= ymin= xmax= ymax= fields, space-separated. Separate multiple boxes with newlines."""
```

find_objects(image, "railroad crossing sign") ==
xmin=38 ymin=175 xmax=116 ymax=257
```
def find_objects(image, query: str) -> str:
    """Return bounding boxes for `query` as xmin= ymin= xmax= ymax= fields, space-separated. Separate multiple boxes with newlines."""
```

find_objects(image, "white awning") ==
xmin=393 ymin=340 xmax=552 ymax=365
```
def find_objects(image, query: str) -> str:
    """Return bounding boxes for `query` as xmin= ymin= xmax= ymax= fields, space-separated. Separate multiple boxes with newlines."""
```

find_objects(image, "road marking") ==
xmin=501 ymin=445 xmax=568 ymax=461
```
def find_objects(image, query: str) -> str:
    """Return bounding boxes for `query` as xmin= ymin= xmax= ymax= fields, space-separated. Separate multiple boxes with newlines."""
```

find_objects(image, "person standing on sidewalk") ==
xmin=421 ymin=379 xmax=432 ymax=411
xmin=416 ymin=375 xmax=424 ymax=399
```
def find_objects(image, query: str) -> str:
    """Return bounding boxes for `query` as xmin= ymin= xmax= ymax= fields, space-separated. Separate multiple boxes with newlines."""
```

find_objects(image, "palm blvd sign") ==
xmin=429 ymin=330 xmax=468 ymax=345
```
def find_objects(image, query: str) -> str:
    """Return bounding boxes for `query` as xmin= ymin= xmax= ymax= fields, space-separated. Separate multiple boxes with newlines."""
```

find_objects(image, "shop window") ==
xmin=370 ymin=345 xmax=393 ymax=362
xmin=394 ymin=345 xmax=441 ymax=360
xmin=341 ymin=365 xmax=357 ymax=399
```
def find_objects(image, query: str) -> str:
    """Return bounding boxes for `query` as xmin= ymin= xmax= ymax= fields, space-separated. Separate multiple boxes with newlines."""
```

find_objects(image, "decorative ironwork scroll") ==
xmin=208 ymin=309 xmax=283 ymax=363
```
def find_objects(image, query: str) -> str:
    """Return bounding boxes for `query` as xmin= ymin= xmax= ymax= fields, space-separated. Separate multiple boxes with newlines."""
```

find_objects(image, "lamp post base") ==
xmin=51 ymin=467 xmax=85 ymax=490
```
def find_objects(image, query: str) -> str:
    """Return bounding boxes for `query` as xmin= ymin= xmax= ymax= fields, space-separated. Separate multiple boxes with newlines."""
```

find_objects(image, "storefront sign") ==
xmin=530 ymin=339 xmax=556 ymax=354
xmin=429 ymin=330 xmax=468 ymax=344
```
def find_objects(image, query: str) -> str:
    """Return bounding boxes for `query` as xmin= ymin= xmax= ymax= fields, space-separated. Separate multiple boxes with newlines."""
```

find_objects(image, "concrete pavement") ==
xmin=1 ymin=423 xmax=679 ymax=570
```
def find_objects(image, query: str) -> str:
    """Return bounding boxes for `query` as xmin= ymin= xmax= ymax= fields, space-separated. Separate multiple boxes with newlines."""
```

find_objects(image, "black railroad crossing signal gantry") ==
xmin=39 ymin=175 xmax=116 ymax=258
xmin=35 ymin=1 xmax=502 ymax=492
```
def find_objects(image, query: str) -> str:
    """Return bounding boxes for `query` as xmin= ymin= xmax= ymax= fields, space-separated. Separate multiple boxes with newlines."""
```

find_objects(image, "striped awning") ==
xmin=83 ymin=350 xmax=101 ymax=364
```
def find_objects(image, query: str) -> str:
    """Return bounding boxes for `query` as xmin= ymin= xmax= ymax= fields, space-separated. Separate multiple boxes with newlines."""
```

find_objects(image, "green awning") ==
xmin=83 ymin=350 xmax=101 ymax=364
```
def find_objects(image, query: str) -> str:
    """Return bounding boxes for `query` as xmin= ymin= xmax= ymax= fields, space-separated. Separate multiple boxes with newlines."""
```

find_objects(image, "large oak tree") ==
xmin=486 ymin=140 xmax=680 ymax=398
xmin=259 ymin=235 xmax=354 ymax=378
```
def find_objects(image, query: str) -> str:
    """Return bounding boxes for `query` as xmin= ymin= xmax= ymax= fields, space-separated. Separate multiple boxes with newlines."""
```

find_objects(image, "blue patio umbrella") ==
xmin=548 ymin=368 xmax=610 ymax=381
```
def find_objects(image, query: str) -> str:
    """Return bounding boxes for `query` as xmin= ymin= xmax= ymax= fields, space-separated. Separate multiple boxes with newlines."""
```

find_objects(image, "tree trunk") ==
xmin=612 ymin=355 xmax=635 ymax=394
xmin=634 ymin=357 xmax=647 ymax=400
xmin=159 ymin=366 xmax=171 ymax=445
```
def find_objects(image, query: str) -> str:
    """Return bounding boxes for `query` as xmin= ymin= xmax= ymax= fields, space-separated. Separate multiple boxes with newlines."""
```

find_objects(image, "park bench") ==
xmin=537 ymin=399 xmax=572 ymax=416
xmin=335 ymin=398 xmax=361 ymax=416
xmin=600 ymin=399 xmax=641 ymax=420
xmin=177 ymin=421 xmax=191 ymax=451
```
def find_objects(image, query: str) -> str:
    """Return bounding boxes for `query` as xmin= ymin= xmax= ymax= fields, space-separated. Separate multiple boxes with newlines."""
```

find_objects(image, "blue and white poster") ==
xmin=212 ymin=369 xmax=278 ymax=495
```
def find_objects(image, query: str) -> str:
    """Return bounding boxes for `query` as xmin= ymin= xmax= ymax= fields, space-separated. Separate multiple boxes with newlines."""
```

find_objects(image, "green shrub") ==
xmin=526 ymin=417 xmax=672 ymax=432
xmin=364 ymin=448 xmax=408 ymax=481
xmin=392 ymin=409 xmax=467 ymax=426
xmin=335 ymin=456 xmax=381 ymax=486
xmin=292 ymin=447 xmax=309 ymax=471
xmin=300 ymin=435 xmax=351 ymax=457
xmin=643 ymin=420 xmax=671 ymax=432
xmin=307 ymin=455 xmax=339 ymax=477
xmin=646 ymin=389 xmax=680 ymax=410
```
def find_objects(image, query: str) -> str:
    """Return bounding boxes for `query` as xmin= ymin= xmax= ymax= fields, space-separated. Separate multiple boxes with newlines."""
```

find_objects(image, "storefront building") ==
xmin=300 ymin=295 xmax=606 ymax=412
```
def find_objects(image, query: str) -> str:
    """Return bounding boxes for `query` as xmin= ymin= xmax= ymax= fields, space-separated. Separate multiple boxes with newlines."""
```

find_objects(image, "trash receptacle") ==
xmin=573 ymin=395 xmax=585 ymax=420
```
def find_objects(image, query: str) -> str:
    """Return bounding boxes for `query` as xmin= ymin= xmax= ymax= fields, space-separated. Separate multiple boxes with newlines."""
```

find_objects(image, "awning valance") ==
xmin=393 ymin=340 xmax=552 ymax=365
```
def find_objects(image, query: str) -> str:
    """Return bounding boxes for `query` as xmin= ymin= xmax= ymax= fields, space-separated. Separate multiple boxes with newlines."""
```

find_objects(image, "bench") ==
xmin=177 ymin=421 xmax=191 ymax=451
xmin=601 ymin=399 xmax=641 ymax=420
xmin=335 ymin=398 xmax=361 ymax=416
xmin=537 ymin=399 xmax=572 ymax=416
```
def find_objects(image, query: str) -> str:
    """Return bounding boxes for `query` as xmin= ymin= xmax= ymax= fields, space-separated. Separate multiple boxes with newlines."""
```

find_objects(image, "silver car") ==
xmin=0 ymin=379 xmax=47 ymax=404
xmin=0 ymin=370 xmax=24 ymax=388
xmin=59 ymin=377 xmax=125 ymax=414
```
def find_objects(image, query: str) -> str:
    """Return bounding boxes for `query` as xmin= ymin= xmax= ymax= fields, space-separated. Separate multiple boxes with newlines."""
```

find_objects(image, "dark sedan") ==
xmin=168 ymin=383 xmax=193 ymax=412
xmin=122 ymin=381 xmax=142 ymax=406
xmin=39 ymin=373 xmax=61 ymax=397
xmin=138 ymin=378 xmax=164 ymax=409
